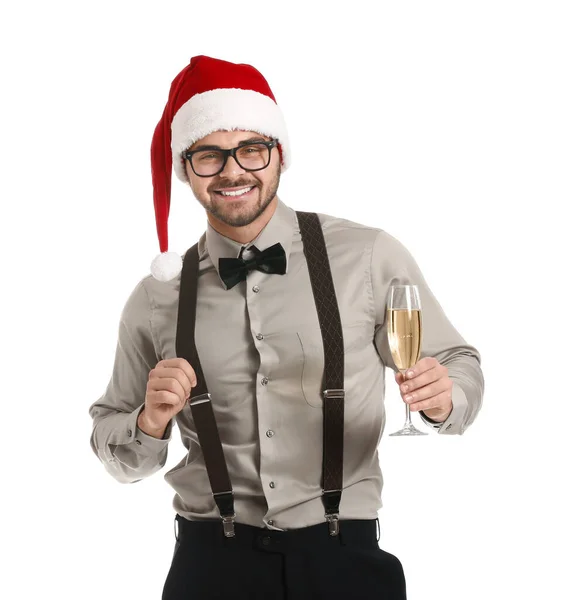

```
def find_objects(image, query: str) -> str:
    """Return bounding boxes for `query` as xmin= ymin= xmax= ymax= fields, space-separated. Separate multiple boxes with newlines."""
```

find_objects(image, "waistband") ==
xmin=175 ymin=515 xmax=380 ymax=552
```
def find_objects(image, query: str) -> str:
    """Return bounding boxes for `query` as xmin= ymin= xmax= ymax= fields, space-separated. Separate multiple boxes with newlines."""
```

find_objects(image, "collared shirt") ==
xmin=89 ymin=198 xmax=484 ymax=531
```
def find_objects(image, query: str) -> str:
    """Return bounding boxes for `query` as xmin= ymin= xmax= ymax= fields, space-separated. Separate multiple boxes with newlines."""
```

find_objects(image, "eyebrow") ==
xmin=190 ymin=137 xmax=268 ymax=152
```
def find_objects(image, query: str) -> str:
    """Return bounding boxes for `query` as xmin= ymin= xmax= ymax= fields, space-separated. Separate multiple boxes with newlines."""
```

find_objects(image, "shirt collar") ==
xmin=206 ymin=197 xmax=297 ymax=289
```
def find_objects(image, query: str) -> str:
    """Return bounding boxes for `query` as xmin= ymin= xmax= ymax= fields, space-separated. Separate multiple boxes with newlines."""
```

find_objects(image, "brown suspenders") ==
xmin=175 ymin=211 xmax=345 ymax=537
xmin=176 ymin=242 xmax=236 ymax=536
xmin=296 ymin=212 xmax=345 ymax=535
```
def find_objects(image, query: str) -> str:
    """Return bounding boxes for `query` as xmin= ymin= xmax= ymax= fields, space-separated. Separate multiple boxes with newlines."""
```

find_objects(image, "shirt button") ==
xmin=268 ymin=520 xmax=275 ymax=526
xmin=127 ymin=429 xmax=132 ymax=437
xmin=252 ymin=285 xmax=260 ymax=293
xmin=269 ymin=481 xmax=276 ymax=489
xmin=135 ymin=440 xmax=142 ymax=446
xmin=266 ymin=430 xmax=275 ymax=438
xmin=261 ymin=377 xmax=269 ymax=386
xmin=256 ymin=333 xmax=264 ymax=341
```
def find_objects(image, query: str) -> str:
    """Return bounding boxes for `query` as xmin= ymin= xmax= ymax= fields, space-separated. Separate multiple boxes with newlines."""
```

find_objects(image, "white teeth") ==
xmin=219 ymin=186 xmax=253 ymax=197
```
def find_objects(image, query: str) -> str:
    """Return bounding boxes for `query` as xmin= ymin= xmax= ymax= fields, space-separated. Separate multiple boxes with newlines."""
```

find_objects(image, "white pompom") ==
xmin=150 ymin=252 xmax=182 ymax=282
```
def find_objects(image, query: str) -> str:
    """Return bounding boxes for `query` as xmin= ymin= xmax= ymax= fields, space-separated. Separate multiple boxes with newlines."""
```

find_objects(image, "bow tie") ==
xmin=218 ymin=243 xmax=287 ymax=290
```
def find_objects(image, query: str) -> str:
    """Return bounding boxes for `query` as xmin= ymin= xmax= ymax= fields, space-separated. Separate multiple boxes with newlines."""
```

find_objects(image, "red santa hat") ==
xmin=149 ymin=55 xmax=291 ymax=282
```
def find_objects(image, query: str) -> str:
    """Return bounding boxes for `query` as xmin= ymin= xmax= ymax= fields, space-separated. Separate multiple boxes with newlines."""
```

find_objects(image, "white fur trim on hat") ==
xmin=171 ymin=88 xmax=290 ymax=183
xmin=150 ymin=252 xmax=182 ymax=282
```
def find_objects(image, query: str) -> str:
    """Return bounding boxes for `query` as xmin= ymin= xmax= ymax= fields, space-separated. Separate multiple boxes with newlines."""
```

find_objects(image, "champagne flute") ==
xmin=387 ymin=285 xmax=428 ymax=436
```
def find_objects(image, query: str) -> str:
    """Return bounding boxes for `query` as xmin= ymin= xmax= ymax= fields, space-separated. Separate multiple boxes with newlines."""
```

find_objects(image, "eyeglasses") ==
xmin=182 ymin=139 xmax=279 ymax=178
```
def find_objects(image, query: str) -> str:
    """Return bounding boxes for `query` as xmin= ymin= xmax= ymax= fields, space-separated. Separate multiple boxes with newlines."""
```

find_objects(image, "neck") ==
xmin=207 ymin=197 xmax=279 ymax=244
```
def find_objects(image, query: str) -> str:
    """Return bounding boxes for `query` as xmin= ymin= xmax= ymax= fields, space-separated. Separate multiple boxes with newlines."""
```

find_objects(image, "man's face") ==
xmin=184 ymin=130 xmax=281 ymax=228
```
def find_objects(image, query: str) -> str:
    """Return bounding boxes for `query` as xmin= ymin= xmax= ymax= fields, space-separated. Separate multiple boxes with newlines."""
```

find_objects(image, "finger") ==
xmin=403 ymin=379 xmax=448 ymax=404
xmin=150 ymin=367 xmax=193 ymax=398
xmin=147 ymin=389 xmax=184 ymax=408
xmin=159 ymin=358 xmax=198 ymax=387
xmin=395 ymin=373 xmax=407 ymax=398
xmin=148 ymin=377 xmax=188 ymax=402
xmin=400 ymin=368 xmax=438 ymax=395
xmin=404 ymin=357 xmax=438 ymax=380
xmin=408 ymin=390 xmax=452 ymax=413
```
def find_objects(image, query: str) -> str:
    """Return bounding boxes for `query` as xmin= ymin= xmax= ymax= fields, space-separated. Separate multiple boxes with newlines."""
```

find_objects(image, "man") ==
xmin=89 ymin=55 xmax=484 ymax=600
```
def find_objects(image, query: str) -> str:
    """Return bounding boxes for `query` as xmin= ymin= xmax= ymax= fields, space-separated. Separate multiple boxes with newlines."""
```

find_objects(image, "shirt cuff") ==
xmin=125 ymin=405 xmax=173 ymax=457
xmin=419 ymin=410 xmax=444 ymax=430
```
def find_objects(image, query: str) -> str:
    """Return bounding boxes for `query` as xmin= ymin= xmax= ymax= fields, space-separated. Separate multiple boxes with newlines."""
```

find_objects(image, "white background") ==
xmin=1 ymin=1 xmax=565 ymax=598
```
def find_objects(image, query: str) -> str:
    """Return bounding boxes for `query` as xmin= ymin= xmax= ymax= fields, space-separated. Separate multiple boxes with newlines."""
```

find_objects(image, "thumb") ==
xmin=395 ymin=371 xmax=405 ymax=385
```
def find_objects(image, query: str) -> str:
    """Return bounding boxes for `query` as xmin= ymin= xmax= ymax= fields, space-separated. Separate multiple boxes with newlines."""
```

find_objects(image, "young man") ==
xmin=89 ymin=55 xmax=484 ymax=600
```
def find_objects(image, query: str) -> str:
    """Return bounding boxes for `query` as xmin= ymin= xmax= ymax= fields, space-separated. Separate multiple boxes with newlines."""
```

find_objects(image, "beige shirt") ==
xmin=89 ymin=198 xmax=484 ymax=531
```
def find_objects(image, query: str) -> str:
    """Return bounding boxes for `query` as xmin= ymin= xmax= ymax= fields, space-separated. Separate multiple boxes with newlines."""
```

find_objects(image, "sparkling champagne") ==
xmin=387 ymin=285 xmax=427 ymax=436
xmin=387 ymin=309 xmax=422 ymax=371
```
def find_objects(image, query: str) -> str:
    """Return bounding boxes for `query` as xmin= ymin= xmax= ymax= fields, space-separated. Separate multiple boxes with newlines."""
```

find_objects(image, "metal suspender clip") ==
xmin=323 ymin=389 xmax=345 ymax=400
xmin=324 ymin=489 xmax=342 ymax=536
xmin=325 ymin=513 xmax=340 ymax=536
xmin=214 ymin=491 xmax=237 ymax=538
xmin=221 ymin=514 xmax=236 ymax=538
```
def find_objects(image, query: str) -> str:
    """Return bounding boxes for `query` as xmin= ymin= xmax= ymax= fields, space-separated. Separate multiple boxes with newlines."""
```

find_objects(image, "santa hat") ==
xmin=149 ymin=55 xmax=291 ymax=282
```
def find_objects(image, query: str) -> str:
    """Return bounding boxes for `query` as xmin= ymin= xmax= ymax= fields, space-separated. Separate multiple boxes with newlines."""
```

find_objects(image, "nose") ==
xmin=219 ymin=153 xmax=246 ymax=178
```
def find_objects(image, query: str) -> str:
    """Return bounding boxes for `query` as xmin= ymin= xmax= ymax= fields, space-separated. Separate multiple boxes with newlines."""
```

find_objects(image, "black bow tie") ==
xmin=218 ymin=243 xmax=287 ymax=290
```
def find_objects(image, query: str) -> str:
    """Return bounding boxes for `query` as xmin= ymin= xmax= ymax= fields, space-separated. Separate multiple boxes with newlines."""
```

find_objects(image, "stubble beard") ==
xmin=195 ymin=164 xmax=281 ymax=228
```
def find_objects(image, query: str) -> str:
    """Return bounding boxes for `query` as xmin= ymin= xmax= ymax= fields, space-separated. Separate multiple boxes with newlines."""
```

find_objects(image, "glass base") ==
xmin=389 ymin=423 xmax=428 ymax=436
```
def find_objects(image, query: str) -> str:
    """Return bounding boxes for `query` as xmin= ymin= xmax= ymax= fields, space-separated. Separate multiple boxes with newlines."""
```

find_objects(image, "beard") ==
xmin=193 ymin=162 xmax=281 ymax=228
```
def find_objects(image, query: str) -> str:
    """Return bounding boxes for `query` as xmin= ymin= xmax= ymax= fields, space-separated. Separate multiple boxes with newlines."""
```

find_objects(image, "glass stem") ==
xmin=405 ymin=402 xmax=412 ymax=427
xmin=401 ymin=369 xmax=413 ymax=427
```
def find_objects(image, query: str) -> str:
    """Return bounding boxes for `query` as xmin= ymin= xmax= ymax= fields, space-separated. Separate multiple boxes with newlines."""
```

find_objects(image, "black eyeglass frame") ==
xmin=182 ymin=139 xmax=279 ymax=178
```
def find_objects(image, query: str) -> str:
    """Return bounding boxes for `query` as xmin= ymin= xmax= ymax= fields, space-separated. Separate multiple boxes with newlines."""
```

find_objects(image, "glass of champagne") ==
xmin=387 ymin=285 xmax=428 ymax=436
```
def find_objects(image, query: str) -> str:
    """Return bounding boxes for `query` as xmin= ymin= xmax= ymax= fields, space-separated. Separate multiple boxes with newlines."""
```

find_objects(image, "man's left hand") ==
xmin=394 ymin=357 xmax=453 ymax=423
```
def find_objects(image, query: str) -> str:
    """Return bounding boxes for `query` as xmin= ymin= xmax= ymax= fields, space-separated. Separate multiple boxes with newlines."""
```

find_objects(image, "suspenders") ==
xmin=175 ymin=211 xmax=345 ymax=537
xmin=295 ymin=212 xmax=345 ymax=535
xmin=176 ymin=243 xmax=236 ymax=537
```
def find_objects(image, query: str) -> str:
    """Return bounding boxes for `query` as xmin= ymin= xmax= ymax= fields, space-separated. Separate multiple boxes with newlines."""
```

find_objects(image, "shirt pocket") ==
xmin=298 ymin=322 xmax=371 ymax=408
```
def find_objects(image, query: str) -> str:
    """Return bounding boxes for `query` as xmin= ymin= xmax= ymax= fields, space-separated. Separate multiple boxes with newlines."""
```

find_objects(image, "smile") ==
xmin=215 ymin=186 xmax=256 ymax=198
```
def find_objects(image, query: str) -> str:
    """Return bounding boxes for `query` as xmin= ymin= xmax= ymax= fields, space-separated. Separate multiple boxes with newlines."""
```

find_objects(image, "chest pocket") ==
xmin=298 ymin=322 xmax=372 ymax=408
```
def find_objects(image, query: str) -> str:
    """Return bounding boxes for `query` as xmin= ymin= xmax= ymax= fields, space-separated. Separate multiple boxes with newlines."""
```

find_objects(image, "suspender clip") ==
xmin=174 ymin=516 xmax=179 ymax=541
xmin=326 ymin=513 xmax=340 ymax=536
xmin=214 ymin=491 xmax=236 ymax=537
xmin=222 ymin=515 xmax=236 ymax=538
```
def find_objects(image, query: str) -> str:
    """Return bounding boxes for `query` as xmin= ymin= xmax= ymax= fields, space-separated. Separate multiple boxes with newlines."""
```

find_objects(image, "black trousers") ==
xmin=162 ymin=515 xmax=407 ymax=600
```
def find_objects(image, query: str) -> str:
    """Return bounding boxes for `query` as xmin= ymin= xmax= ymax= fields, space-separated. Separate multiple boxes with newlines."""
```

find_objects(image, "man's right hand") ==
xmin=137 ymin=358 xmax=197 ymax=439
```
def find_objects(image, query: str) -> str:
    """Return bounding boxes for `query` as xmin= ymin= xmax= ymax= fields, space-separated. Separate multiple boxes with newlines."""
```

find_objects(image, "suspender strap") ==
xmin=296 ymin=212 xmax=345 ymax=536
xmin=176 ymin=243 xmax=236 ymax=537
